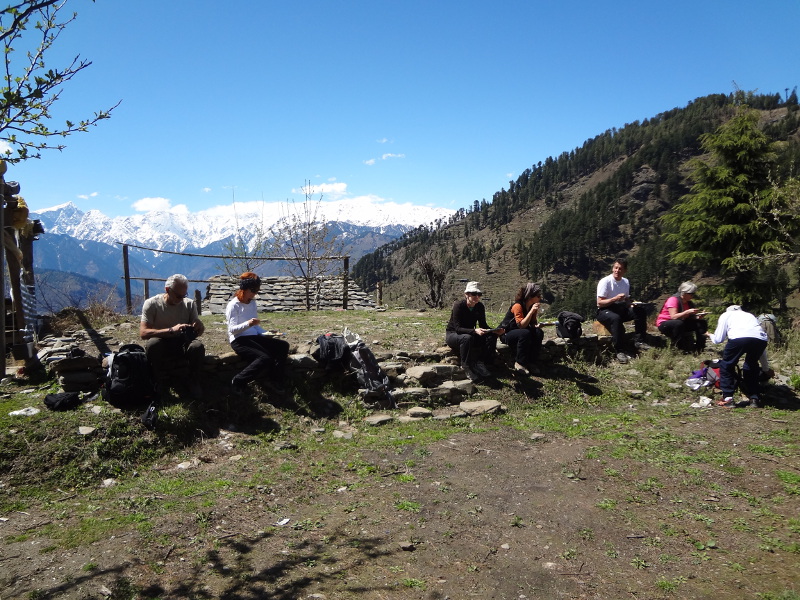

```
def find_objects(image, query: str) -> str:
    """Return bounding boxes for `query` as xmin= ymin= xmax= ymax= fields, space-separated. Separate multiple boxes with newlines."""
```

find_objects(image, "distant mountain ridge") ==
xmin=28 ymin=198 xmax=454 ymax=312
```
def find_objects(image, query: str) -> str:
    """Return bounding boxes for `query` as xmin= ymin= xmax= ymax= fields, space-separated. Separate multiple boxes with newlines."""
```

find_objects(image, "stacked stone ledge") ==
xmin=203 ymin=275 xmax=375 ymax=314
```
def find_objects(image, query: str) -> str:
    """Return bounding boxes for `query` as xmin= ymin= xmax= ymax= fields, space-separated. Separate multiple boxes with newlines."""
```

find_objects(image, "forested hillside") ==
xmin=352 ymin=91 xmax=800 ymax=316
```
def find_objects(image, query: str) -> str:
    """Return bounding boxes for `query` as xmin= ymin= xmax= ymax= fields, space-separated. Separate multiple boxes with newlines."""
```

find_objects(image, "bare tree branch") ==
xmin=0 ymin=0 xmax=118 ymax=161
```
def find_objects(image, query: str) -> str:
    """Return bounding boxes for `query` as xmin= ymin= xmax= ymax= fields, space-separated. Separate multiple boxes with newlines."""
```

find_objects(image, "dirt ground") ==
xmin=3 ymin=410 xmax=800 ymax=600
xmin=1 ymin=309 xmax=799 ymax=599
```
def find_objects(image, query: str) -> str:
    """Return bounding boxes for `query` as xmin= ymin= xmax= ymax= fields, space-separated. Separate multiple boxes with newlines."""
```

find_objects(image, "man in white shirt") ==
xmin=596 ymin=259 xmax=650 ymax=363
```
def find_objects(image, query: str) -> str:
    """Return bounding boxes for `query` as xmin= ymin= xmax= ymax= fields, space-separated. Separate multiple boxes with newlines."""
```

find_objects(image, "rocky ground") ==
xmin=1 ymin=308 xmax=799 ymax=599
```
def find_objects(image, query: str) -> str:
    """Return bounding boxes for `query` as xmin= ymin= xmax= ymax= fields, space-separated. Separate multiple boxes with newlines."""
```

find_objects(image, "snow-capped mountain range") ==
xmin=33 ymin=197 xmax=454 ymax=253
xmin=28 ymin=198 xmax=454 ymax=303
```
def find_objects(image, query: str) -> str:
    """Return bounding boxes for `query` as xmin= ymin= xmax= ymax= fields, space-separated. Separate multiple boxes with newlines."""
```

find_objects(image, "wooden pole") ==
xmin=342 ymin=256 xmax=349 ymax=310
xmin=144 ymin=279 xmax=150 ymax=300
xmin=123 ymin=244 xmax=132 ymax=314
xmin=0 ymin=171 xmax=5 ymax=369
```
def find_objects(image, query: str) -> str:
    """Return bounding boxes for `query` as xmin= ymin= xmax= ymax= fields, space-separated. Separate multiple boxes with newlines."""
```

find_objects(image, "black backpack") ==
xmin=556 ymin=311 xmax=585 ymax=340
xmin=103 ymin=344 xmax=158 ymax=409
xmin=348 ymin=342 xmax=395 ymax=408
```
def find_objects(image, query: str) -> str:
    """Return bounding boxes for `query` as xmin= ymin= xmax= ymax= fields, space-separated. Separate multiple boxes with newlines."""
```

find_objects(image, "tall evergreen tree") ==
xmin=662 ymin=107 xmax=800 ymax=304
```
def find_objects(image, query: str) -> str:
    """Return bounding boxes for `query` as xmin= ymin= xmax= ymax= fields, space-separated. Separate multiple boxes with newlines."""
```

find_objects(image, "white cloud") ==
xmin=364 ymin=158 xmax=376 ymax=166
xmin=132 ymin=197 xmax=173 ymax=212
xmin=0 ymin=141 xmax=12 ymax=155
xmin=77 ymin=192 xmax=99 ymax=200
xmin=377 ymin=137 xmax=389 ymax=144
xmin=381 ymin=153 xmax=405 ymax=160
xmin=293 ymin=182 xmax=348 ymax=199
xmin=170 ymin=204 xmax=189 ymax=215
xmin=202 ymin=187 xmax=211 ymax=193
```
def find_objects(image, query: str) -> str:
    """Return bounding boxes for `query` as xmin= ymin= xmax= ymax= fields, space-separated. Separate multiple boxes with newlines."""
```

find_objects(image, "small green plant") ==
xmin=776 ymin=470 xmax=800 ymax=495
xmin=401 ymin=578 xmax=425 ymax=589
xmin=82 ymin=562 xmax=98 ymax=571
xmin=631 ymin=556 xmax=649 ymax=569
xmin=510 ymin=515 xmax=525 ymax=528
xmin=597 ymin=498 xmax=617 ymax=510
xmin=396 ymin=500 xmax=421 ymax=513
xmin=579 ymin=527 xmax=594 ymax=541
xmin=656 ymin=576 xmax=687 ymax=592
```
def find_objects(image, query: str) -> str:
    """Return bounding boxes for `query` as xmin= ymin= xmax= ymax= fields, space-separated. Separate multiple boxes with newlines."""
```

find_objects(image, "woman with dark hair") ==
xmin=501 ymin=282 xmax=545 ymax=375
xmin=226 ymin=272 xmax=289 ymax=395
xmin=655 ymin=281 xmax=708 ymax=352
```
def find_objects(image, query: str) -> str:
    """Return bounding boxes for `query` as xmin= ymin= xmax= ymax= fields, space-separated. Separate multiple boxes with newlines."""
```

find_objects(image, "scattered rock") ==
xmin=364 ymin=414 xmax=393 ymax=426
xmin=459 ymin=400 xmax=502 ymax=416
xmin=398 ymin=540 xmax=416 ymax=551
xmin=78 ymin=426 xmax=96 ymax=435
xmin=407 ymin=406 xmax=432 ymax=418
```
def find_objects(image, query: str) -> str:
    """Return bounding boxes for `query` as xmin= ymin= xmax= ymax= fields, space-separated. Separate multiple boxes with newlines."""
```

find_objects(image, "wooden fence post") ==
xmin=342 ymin=256 xmax=350 ymax=310
xmin=123 ymin=244 xmax=132 ymax=314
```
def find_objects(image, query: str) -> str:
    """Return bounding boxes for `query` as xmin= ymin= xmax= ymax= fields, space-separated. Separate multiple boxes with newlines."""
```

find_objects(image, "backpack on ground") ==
xmin=315 ymin=333 xmax=352 ymax=369
xmin=556 ymin=311 xmax=585 ymax=340
xmin=348 ymin=341 xmax=395 ymax=409
xmin=103 ymin=343 xmax=158 ymax=409
xmin=757 ymin=314 xmax=782 ymax=346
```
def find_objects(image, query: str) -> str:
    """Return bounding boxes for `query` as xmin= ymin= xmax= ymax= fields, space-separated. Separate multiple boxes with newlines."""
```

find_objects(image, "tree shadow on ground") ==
xmin=539 ymin=362 xmax=603 ymax=396
xmin=140 ymin=524 xmax=396 ymax=600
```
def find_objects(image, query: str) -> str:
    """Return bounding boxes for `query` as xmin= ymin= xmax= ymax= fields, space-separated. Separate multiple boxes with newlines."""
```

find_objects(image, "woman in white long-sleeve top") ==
xmin=226 ymin=272 xmax=289 ymax=395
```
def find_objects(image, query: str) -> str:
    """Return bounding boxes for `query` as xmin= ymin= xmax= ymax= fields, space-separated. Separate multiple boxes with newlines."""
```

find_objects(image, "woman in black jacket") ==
xmin=445 ymin=281 xmax=503 ymax=382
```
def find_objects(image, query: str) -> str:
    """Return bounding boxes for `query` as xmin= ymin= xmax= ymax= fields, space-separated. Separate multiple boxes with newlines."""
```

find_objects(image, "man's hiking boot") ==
xmin=462 ymin=363 xmax=481 ymax=382
xmin=188 ymin=381 xmax=204 ymax=400
xmin=231 ymin=378 xmax=247 ymax=397
xmin=634 ymin=340 xmax=652 ymax=351
xmin=616 ymin=352 xmax=630 ymax=364
xmin=473 ymin=361 xmax=491 ymax=378
xmin=513 ymin=362 xmax=529 ymax=375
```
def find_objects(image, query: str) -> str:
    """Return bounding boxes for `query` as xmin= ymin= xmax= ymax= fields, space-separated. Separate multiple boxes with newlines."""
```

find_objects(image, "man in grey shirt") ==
xmin=140 ymin=273 xmax=205 ymax=398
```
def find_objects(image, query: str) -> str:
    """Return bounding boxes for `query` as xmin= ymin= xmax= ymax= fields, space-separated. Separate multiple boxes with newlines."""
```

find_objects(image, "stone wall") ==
xmin=202 ymin=275 xmax=376 ymax=314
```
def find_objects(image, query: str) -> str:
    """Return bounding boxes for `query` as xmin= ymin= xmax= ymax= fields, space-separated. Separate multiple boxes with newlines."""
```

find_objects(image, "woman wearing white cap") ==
xmin=445 ymin=281 xmax=503 ymax=382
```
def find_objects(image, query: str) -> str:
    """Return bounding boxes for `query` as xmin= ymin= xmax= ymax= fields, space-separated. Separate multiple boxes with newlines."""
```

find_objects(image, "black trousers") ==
xmin=145 ymin=337 xmax=205 ymax=380
xmin=502 ymin=327 xmax=544 ymax=364
xmin=596 ymin=303 xmax=647 ymax=351
xmin=658 ymin=317 xmax=707 ymax=350
xmin=445 ymin=332 xmax=496 ymax=365
xmin=231 ymin=335 xmax=290 ymax=385
xmin=720 ymin=337 xmax=768 ymax=399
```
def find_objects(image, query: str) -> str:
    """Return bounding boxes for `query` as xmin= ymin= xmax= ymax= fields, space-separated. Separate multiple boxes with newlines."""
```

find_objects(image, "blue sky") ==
xmin=6 ymin=0 xmax=799 ymax=218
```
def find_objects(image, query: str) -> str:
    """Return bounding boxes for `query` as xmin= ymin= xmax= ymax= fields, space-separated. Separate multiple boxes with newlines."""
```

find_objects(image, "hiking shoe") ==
xmin=616 ymin=352 xmax=630 ymax=364
xmin=513 ymin=362 xmax=530 ymax=375
xmin=262 ymin=379 xmax=287 ymax=396
xmin=188 ymin=381 xmax=204 ymax=399
xmin=231 ymin=378 xmax=247 ymax=397
xmin=634 ymin=341 xmax=652 ymax=351
xmin=717 ymin=396 xmax=734 ymax=408
xmin=462 ymin=364 xmax=481 ymax=382
xmin=473 ymin=361 xmax=492 ymax=378
xmin=748 ymin=396 xmax=761 ymax=408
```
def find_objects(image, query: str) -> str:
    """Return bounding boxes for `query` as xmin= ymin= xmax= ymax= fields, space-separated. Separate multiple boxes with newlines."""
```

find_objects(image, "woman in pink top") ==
xmin=655 ymin=281 xmax=707 ymax=352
